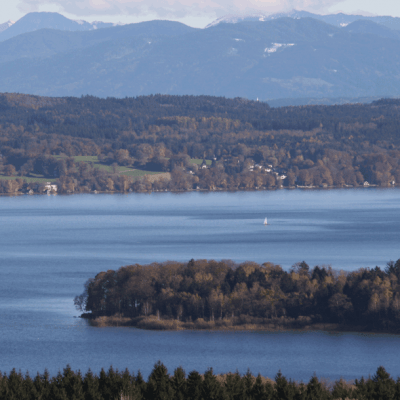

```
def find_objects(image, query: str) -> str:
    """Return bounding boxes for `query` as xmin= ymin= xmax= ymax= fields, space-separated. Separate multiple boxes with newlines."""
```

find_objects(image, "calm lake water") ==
xmin=1 ymin=188 xmax=400 ymax=381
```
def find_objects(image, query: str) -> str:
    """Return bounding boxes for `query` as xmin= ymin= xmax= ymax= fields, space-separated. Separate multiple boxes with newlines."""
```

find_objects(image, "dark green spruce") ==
xmin=1 ymin=364 xmax=400 ymax=400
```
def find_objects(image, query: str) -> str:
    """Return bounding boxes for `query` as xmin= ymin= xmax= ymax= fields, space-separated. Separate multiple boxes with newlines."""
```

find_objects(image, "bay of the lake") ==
xmin=1 ymin=188 xmax=400 ymax=381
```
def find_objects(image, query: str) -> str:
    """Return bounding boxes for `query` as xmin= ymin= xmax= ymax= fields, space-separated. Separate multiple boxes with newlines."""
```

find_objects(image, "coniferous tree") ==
xmin=274 ymin=371 xmax=297 ymax=400
xmin=135 ymin=370 xmax=147 ymax=400
xmin=106 ymin=366 xmax=123 ymax=400
xmin=331 ymin=378 xmax=352 ymax=400
xmin=306 ymin=375 xmax=330 ymax=400
xmin=395 ymin=377 xmax=400 ymax=400
xmin=295 ymin=382 xmax=307 ymax=400
xmin=0 ymin=372 xmax=9 ymax=399
xmin=121 ymin=368 xmax=137 ymax=400
xmin=61 ymin=365 xmax=84 ymax=400
xmin=243 ymin=370 xmax=254 ymax=400
xmin=6 ymin=369 xmax=24 ymax=399
xmin=172 ymin=367 xmax=186 ymax=400
xmin=39 ymin=369 xmax=52 ymax=400
xmin=225 ymin=371 xmax=246 ymax=400
xmin=354 ymin=376 xmax=367 ymax=400
xmin=49 ymin=371 xmax=69 ymax=400
xmin=251 ymin=374 xmax=270 ymax=400
xmin=186 ymin=370 xmax=203 ymax=400
xmin=202 ymin=368 xmax=224 ymax=400
xmin=83 ymin=369 xmax=100 ymax=400
xmin=22 ymin=372 xmax=37 ymax=400
xmin=371 ymin=366 xmax=396 ymax=400
xmin=33 ymin=373 xmax=44 ymax=400
xmin=98 ymin=368 xmax=112 ymax=400
xmin=0 ymin=372 xmax=8 ymax=399
xmin=146 ymin=361 xmax=174 ymax=400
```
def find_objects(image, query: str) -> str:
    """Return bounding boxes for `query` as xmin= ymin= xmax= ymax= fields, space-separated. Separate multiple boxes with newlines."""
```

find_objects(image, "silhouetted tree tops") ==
xmin=1 ymin=93 xmax=400 ymax=194
xmin=1 ymin=363 xmax=400 ymax=400
xmin=75 ymin=258 xmax=400 ymax=332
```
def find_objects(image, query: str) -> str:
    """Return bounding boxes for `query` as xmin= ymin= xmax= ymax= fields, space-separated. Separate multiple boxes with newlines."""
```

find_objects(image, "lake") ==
xmin=0 ymin=188 xmax=400 ymax=381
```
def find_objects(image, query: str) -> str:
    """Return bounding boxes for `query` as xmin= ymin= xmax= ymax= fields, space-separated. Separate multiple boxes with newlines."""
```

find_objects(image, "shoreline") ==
xmin=81 ymin=314 xmax=400 ymax=335
xmin=0 ymin=184 xmax=397 ymax=197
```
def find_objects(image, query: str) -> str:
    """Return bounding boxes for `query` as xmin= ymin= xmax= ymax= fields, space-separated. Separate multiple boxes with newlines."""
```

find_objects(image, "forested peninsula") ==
xmin=1 ymin=93 xmax=400 ymax=194
xmin=75 ymin=258 xmax=400 ymax=333
xmin=1 ymin=363 xmax=399 ymax=400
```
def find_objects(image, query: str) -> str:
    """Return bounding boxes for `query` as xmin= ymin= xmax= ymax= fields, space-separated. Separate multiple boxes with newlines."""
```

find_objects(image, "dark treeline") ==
xmin=75 ymin=259 xmax=400 ymax=332
xmin=1 ymin=93 xmax=400 ymax=194
xmin=1 ymin=363 xmax=399 ymax=400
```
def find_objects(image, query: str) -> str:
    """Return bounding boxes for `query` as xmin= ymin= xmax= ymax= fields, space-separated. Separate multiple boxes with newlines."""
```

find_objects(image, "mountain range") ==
xmin=0 ymin=12 xmax=114 ymax=42
xmin=207 ymin=10 xmax=400 ymax=30
xmin=1 ymin=11 xmax=400 ymax=103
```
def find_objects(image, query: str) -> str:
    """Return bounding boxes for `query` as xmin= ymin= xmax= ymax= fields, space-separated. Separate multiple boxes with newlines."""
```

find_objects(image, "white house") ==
xmin=200 ymin=160 xmax=208 ymax=169
xmin=41 ymin=182 xmax=58 ymax=192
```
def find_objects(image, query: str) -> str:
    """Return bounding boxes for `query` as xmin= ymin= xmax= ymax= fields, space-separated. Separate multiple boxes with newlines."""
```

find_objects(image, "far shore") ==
xmin=0 ymin=183 xmax=395 ymax=198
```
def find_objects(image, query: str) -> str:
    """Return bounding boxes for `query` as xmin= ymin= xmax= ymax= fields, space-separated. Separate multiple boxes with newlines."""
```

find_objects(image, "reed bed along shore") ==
xmin=86 ymin=314 xmax=357 ymax=333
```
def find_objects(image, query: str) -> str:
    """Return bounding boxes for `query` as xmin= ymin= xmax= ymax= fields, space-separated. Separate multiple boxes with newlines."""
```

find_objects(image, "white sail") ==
xmin=264 ymin=218 xmax=268 ymax=225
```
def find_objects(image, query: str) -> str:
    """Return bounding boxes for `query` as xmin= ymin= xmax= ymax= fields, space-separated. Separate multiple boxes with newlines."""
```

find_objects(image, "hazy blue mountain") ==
xmin=0 ymin=12 xmax=114 ymax=42
xmin=207 ymin=10 xmax=400 ymax=31
xmin=1 ymin=17 xmax=400 ymax=101
xmin=267 ymin=96 xmax=387 ymax=107
xmin=310 ymin=12 xmax=400 ymax=30
xmin=0 ymin=20 xmax=196 ymax=64
xmin=342 ymin=20 xmax=400 ymax=40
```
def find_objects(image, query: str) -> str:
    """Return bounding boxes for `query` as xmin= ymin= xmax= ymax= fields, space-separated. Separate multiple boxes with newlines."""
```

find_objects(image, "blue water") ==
xmin=0 ymin=188 xmax=400 ymax=381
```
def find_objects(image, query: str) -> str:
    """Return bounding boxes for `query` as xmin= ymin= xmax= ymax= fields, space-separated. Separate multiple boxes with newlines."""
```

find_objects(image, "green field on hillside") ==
xmin=0 ymin=155 xmax=206 ymax=184
xmin=0 ymin=175 xmax=56 ymax=183
xmin=53 ymin=155 xmax=159 ymax=176
xmin=190 ymin=158 xmax=212 ymax=165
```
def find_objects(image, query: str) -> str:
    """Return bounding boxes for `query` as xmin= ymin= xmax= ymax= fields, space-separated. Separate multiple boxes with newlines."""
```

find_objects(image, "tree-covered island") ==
xmin=75 ymin=258 xmax=400 ymax=333
xmin=1 ymin=93 xmax=400 ymax=195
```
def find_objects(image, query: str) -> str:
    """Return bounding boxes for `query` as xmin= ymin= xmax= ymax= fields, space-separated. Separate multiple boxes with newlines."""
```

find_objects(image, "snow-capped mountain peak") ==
xmin=0 ymin=20 xmax=15 ymax=33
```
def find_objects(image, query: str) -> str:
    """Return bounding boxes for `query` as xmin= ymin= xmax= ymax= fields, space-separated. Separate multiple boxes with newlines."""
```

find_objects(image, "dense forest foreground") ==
xmin=1 ymin=363 xmax=398 ymax=400
xmin=0 ymin=93 xmax=400 ymax=194
xmin=75 ymin=258 xmax=400 ymax=333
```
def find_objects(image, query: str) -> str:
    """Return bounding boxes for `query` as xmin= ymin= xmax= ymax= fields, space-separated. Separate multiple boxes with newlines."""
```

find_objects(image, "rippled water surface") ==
xmin=0 ymin=189 xmax=400 ymax=380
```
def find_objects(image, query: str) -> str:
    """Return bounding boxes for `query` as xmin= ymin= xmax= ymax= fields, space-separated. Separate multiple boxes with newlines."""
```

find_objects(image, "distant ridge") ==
xmin=0 ymin=12 xmax=115 ymax=42
xmin=343 ymin=19 xmax=400 ymax=40
xmin=2 ymin=14 xmax=400 ymax=101
xmin=266 ymin=95 xmax=396 ymax=108
xmin=206 ymin=10 xmax=400 ymax=31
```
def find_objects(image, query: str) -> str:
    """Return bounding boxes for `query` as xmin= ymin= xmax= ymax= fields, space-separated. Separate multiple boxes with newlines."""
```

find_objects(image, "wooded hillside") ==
xmin=1 ymin=93 xmax=400 ymax=194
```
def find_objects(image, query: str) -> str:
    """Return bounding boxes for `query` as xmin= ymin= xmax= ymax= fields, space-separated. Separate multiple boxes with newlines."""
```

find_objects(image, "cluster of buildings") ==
xmin=26 ymin=182 xmax=58 ymax=195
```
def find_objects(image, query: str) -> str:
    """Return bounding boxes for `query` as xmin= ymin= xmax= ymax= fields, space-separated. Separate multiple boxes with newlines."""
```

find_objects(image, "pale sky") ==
xmin=1 ymin=0 xmax=400 ymax=28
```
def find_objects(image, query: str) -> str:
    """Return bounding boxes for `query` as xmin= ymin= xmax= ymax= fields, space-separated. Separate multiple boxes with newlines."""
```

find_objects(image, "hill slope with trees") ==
xmin=0 ymin=93 xmax=400 ymax=194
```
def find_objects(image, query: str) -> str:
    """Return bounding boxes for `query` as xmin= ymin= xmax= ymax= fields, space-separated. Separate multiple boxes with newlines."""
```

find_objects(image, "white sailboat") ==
xmin=264 ymin=217 xmax=268 ymax=225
